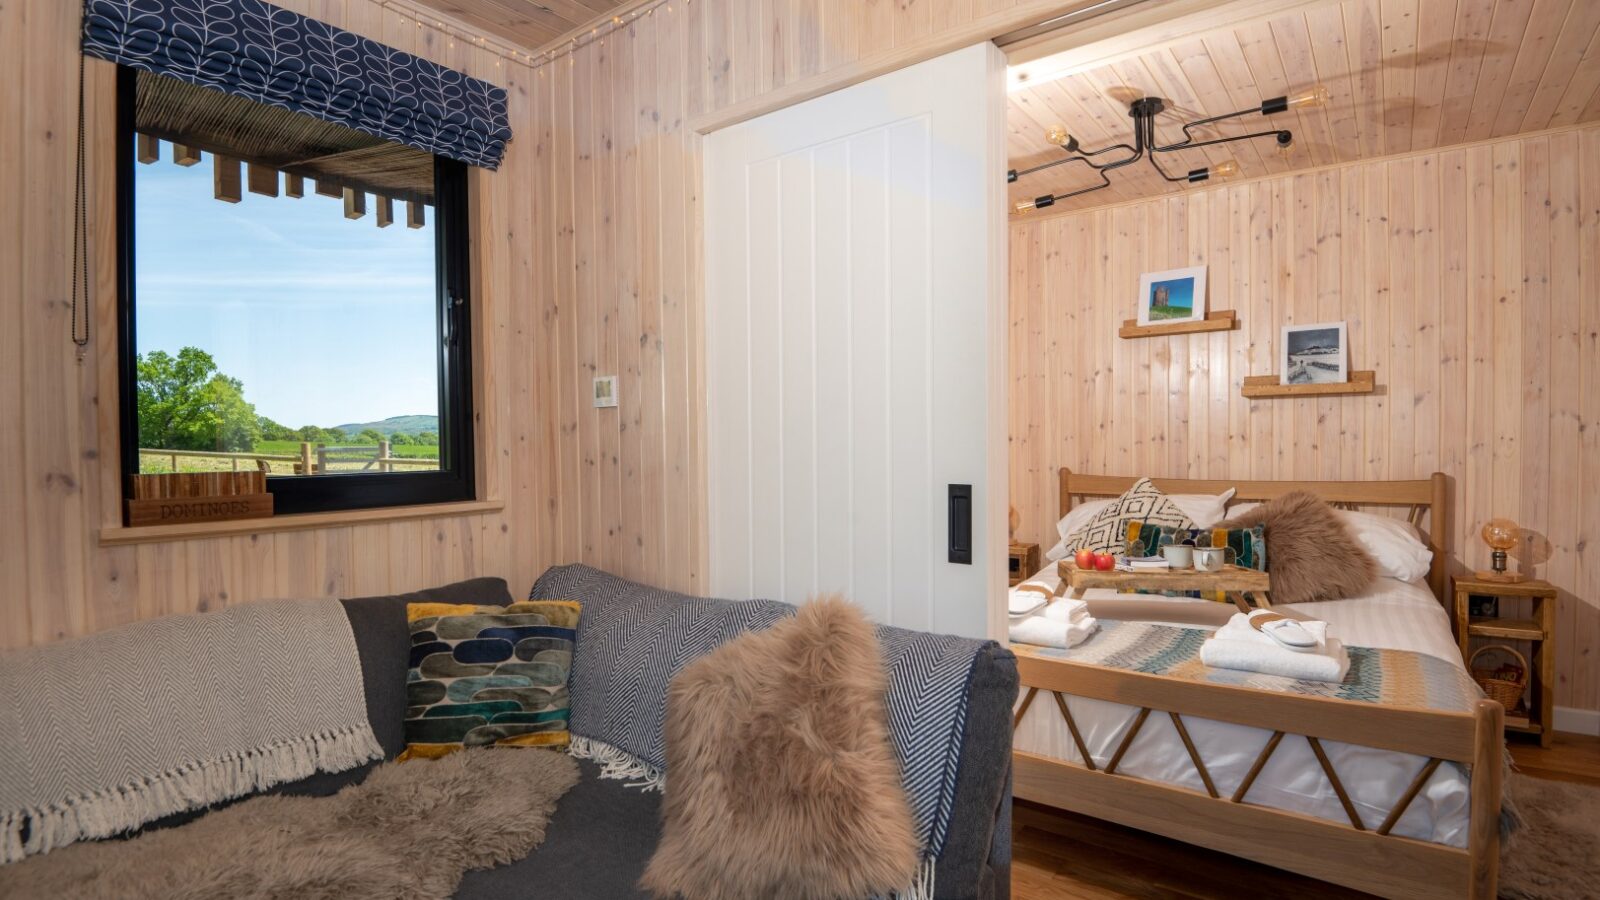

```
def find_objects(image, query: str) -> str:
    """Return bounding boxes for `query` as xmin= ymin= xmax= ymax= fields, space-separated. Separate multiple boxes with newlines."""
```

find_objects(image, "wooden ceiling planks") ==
xmin=1007 ymin=0 xmax=1600 ymax=213
xmin=407 ymin=0 xmax=632 ymax=50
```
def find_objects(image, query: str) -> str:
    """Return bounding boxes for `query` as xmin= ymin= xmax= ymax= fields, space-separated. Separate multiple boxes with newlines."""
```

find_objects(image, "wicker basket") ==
xmin=1470 ymin=644 xmax=1528 ymax=712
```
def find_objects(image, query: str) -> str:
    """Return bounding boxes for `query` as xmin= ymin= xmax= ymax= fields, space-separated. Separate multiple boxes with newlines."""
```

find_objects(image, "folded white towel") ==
xmin=1009 ymin=601 xmax=1097 ymax=649
xmin=1200 ymin=636 xmax=1350 ymax=682
xmin=1201 ymin=611 xmax=1347 ymax=682
xmin=1042 ymin=598 xmax=1090 ymax=624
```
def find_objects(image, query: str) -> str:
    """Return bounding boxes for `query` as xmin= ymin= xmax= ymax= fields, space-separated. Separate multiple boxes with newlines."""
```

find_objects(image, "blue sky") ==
xmin=1150 ymin=276 xmax=1194 ymax=310
xmin=134 ymin=151 xmax=439 ymax=428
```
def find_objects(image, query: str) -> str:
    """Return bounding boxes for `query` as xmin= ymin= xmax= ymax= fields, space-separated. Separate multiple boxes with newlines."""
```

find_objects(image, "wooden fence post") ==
xmin=300 ymin=442 xmax=313 ymax=476
xmin=317 ymin=446 xmax=329 ymax=475
xmin=379 ymin=440 xmax=391 ymax=473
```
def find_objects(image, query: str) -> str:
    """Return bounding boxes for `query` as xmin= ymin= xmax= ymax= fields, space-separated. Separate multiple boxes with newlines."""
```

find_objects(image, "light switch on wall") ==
xmin=592 ymin=375 xmax=618 ymax=408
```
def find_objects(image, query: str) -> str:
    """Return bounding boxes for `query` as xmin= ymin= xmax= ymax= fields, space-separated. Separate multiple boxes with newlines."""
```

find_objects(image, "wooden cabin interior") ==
xmin=1 ymin=0 xmax=1596 ymax=898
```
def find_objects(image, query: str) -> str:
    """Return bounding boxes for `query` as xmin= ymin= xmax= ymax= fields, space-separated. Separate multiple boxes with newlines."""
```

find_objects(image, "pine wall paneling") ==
xmin=23 ymin=0 xmax=1594 ymax=720
xmin=8 ymin=0 xmax=1088 ymax=646
xmin=521 ymin=0 xmax=1101 ymax=595
xmin=1009 ymin=126 xmax=1600 ymax=713
xmin=0 ymin=0 xmax=562 ymax=648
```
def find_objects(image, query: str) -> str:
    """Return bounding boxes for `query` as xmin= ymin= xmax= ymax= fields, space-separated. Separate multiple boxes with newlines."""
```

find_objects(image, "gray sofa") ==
xmin=139 ymin=570 xmax=1019 ymax=899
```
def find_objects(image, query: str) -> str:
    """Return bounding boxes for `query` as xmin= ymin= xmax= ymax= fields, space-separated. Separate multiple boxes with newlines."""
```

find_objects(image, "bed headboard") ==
xmin=1057 ymin=469 xmax=1452 ymax=604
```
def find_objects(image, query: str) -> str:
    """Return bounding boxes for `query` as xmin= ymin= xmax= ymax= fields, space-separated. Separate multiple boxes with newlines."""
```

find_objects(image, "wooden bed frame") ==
xmin=1012 ymin=469 xmax=1503 ymax=900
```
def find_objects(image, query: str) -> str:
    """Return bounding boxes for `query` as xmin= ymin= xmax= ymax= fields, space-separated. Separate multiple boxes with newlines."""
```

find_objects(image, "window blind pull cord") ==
xmin=71 ymin=52 xmax=90 ymax=361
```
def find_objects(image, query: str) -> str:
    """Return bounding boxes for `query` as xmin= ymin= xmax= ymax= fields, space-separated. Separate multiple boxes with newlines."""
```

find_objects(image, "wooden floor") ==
xmin=1012 ymin=731 xmax=1600 ymax=899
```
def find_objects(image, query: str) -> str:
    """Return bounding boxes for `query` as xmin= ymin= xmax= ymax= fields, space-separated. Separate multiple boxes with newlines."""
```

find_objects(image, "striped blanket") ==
xmin=1016 ymin=619 xmax=1484 ymax=712
xmin=529 ymin=565 xmax=988 ymax=881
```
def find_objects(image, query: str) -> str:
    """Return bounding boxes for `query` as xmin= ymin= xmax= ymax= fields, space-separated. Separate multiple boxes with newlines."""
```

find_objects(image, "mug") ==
xmin=1193 ymin=546 xmax=1226 ymax=572
xmin=1161 ymin=544 xmax=1193 ymax=569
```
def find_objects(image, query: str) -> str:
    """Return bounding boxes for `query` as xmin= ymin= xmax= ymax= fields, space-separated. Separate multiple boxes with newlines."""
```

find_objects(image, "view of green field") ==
xmin=135 ymin=346 xmax=442 ymax=476
xmin=250 ymin=440 xmax=439 ymax=459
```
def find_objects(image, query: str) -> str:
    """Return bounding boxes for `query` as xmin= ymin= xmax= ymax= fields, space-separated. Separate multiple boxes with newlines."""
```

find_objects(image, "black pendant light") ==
xmin=1009 ymin=85 xmax=1328 ymax=212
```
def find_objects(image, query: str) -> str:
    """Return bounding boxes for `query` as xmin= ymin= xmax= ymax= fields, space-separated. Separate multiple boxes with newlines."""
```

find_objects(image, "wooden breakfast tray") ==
xmin=1056 ymin=560 xmax=1271 ymax=611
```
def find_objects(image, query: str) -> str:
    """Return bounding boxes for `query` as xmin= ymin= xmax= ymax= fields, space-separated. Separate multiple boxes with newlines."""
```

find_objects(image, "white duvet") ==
xmin=1009 ymin=567 xmax=1473 ymax=847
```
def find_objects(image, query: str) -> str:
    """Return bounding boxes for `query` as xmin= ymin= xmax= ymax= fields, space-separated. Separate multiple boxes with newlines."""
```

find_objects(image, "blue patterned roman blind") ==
xmin=82 ymin=0 xmax=512 ymax=169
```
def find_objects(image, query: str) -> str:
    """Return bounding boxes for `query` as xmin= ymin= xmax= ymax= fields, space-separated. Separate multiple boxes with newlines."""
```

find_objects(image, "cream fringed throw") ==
xmin=0 ymin=748 xmax=579 ymax=900
xmin=640 ymin=596 xmax=922 ymax=900
xmin=0 ymin=599 xmax=384 ymax=863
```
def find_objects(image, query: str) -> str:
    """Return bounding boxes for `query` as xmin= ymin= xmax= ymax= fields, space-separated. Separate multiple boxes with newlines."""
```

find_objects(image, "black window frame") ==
xmin=116 ymin=66 xmax=476 ymax=518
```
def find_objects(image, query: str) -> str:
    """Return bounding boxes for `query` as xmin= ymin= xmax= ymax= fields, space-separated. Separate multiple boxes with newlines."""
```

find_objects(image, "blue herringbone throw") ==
xmin=530 ymin=564 xmax=988 ymax=862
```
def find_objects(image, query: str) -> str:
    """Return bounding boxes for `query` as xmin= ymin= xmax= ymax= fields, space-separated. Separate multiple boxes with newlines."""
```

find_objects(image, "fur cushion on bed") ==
xmin=639 ymin=596 xmax=920 ymax=900
xmin=1219 ymin=491 xmax=1378 ymax=604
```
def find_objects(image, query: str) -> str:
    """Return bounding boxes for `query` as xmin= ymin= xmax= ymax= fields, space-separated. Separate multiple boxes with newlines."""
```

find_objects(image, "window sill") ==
xmin=98 ymin=498 xmax=504 ymax=546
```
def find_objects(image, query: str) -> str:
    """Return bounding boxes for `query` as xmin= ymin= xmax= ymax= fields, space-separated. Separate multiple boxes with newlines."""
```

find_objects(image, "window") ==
xmin=116 ymin=68 xmax=474 ymax=518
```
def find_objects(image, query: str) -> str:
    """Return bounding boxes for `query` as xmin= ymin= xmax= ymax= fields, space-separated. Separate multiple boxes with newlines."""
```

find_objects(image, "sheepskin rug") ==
xmin=1220 ymin=490 xmax=1377 ymax=604
xmin=640 ymin=595 xmax=921 ymax=900
xmin=0 ymin=748 xmax=578 ymax=900
xmin=1499 ymin=773 xmax=1600 ymax=900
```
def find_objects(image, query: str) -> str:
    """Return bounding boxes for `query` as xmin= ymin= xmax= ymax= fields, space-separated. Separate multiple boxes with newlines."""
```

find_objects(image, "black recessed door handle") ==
xmin=948 ymin=484 xmax=972 ymax=565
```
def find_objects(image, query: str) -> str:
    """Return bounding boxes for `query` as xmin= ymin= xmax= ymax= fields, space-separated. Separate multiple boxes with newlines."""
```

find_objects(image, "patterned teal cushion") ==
xmin=1122 ymin=524 xmax=1267 ymax=602
xmin=1125 ymin=523 xmax=1267 ymax=571
xmin=401 ymin=601 xmax=579 ymax=760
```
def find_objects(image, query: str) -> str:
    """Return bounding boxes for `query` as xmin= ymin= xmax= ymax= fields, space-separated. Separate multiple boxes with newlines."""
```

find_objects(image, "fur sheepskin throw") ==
xmin=0 ymin=748 xmax=578 ymax=900
xmin=640 ymin=596 xmax=921 ymax=900
xmin=1220 ymin=491 xmax=1378 ymax=604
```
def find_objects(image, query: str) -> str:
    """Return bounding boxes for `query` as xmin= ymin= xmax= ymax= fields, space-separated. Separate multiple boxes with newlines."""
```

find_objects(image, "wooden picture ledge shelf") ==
xmin=1119 ymin=310 xmax=1237 ymax=339
xmin=1241 ymin=370 xmax=1377 ymax=398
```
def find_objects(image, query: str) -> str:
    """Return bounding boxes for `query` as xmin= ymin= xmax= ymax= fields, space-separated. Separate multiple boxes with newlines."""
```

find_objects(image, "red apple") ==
xmin=1074 ymin=548 xmax=1096 ymax=570
xmin=1093 ymin=552 xmax=1116 ymax=571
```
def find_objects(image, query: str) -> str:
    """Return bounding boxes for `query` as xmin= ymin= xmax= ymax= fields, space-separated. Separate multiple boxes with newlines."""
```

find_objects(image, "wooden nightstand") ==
xmin=1008 ymin=542 xmax=1041 ymax=587
xmin=1451 ymin=576 xmax=1558 ymax=746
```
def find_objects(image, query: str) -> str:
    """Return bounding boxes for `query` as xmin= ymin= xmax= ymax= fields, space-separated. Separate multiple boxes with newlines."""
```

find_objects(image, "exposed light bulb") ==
xmin=1287 ymin=84 xmax=1330 ymax=109
xmin=1014 ymin=200 xmax=1035 ymax=214
xmin=1214 ymin=159 xmax=1240 ymax=178
xmin=1045 ymin=125 xmax=1071 ymax=147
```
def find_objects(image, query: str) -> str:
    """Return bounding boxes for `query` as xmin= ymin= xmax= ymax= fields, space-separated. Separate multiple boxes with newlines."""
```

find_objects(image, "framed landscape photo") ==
xmin=1281 ymin=322 xmax=1348 ymax=385
xmin=1136 ymin=265 xmax=1207 ymax=326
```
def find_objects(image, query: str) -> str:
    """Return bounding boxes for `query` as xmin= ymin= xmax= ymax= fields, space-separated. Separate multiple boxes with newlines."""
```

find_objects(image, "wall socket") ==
xmin=592 ymin=375 xmax=618 ymax=408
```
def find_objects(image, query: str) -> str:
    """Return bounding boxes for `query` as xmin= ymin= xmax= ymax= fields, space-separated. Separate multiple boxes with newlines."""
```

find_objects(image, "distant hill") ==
xmin=332 ymin=415 xmax=438 ymax=436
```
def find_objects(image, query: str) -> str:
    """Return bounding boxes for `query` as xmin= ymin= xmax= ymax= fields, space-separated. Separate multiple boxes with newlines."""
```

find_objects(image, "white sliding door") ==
xmin=704 ymin=43 xmax=1008 ymax=640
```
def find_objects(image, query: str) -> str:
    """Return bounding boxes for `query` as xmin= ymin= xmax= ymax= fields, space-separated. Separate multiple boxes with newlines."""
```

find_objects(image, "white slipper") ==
xmin=1250 ymin=612 xmax=1319 ymax=652
xmin=1010 ymin=583 xmax=1055 ymax=617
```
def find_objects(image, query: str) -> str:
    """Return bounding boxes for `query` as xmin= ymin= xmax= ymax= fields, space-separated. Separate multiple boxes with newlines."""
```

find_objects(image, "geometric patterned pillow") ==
xmin=1065 ymin=477 xmax=1193 ymax=555
xmin=400 ymin=600 xmax=580 ymax=761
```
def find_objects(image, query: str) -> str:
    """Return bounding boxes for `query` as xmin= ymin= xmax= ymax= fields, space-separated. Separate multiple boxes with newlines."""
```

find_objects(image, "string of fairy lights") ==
xmin=373 ymin=0 xmax=693 ymax=75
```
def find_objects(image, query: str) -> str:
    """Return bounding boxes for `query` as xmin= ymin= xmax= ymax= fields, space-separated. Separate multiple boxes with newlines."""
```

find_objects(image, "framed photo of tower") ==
xmin=1136 ymin=266 xmax=1207 ymax=326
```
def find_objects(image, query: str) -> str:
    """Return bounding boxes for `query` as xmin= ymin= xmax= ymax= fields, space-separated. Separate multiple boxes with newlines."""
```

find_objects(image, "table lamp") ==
xmin=1477 ymin=518 xmax=1524 ymax=583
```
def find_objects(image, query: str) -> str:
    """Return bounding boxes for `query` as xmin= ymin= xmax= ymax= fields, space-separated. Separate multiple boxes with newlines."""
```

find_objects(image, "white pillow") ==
xmin=1341 ymin=510 xmax=1433 ymax=582
xmin=1055 ymin=499 xmax=1113 ymax=541
xmin=1171 ymin=489 xmax=1236 ymax=530
xmin=1221 ymin=502 xmax=1434 ymax=582
xmin=1046 ymin=499 xmax=1113 ymax=561
xmin=1044 ymin=488 xmax=1236 ymax=561
xmin=1225 ymin=500 xmax=1261 ymax=519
